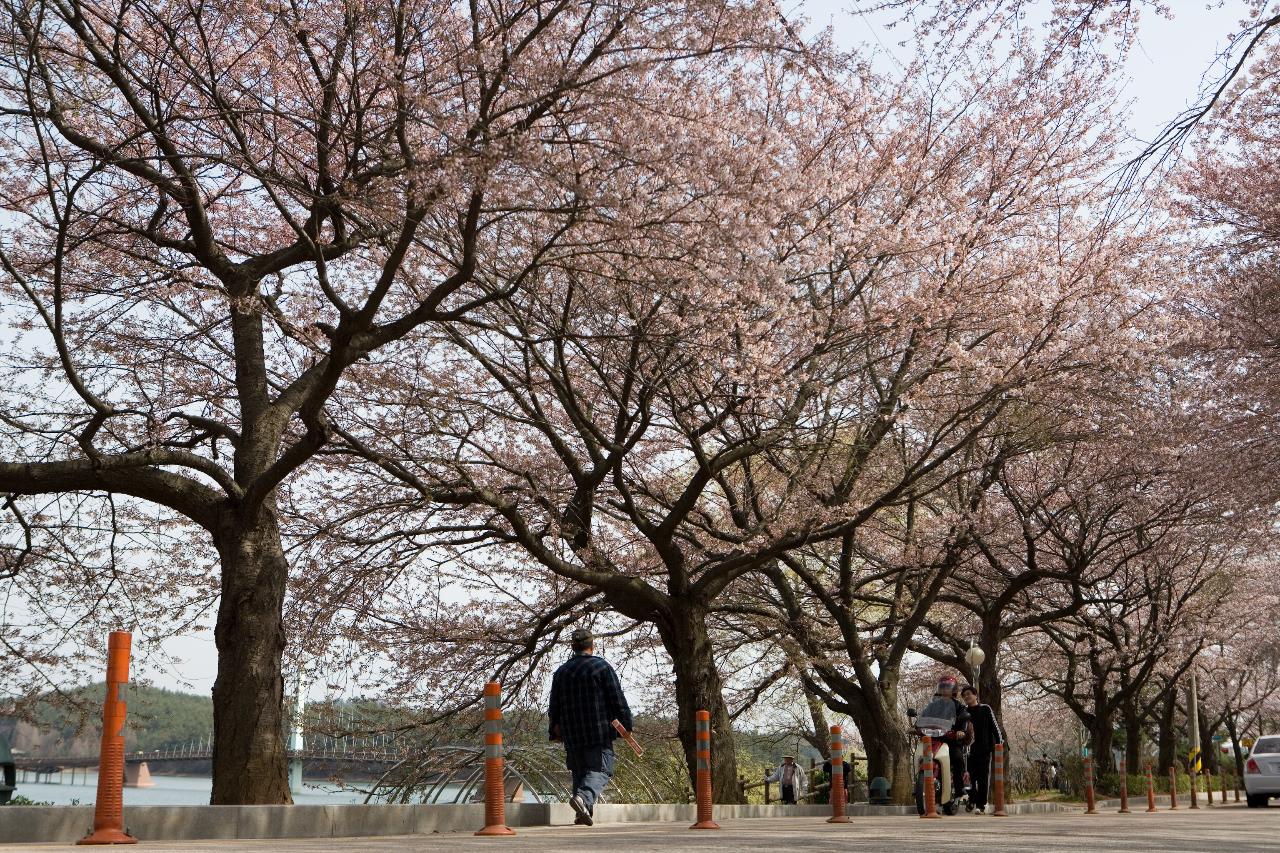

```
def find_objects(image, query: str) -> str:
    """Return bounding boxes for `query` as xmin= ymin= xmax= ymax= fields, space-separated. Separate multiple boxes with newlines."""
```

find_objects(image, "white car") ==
xmin=1245 ymin=735 xmax=1280 ymax=807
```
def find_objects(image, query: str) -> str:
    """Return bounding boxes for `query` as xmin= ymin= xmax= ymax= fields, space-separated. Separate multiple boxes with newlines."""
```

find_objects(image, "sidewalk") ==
xmin=1 ymin=804 xmax=1271 ymax=853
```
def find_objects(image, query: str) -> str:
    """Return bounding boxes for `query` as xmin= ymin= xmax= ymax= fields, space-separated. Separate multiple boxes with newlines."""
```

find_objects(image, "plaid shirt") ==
xmin=548 ymin=653 xmax=633 ymax=748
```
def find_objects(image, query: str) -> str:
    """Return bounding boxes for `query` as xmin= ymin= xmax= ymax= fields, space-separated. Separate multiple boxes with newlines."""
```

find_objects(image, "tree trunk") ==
xmin=838 ymin=677 xmax=912 ymax=804
xmin=210 ymin=506 xmax=291 ymax=805
xmin=1157 ymin=686 xmax=1177 ymax=773
xmin=803 ymin=686 xmax=831 ymax=759
xmin=1198 ymin=710 xmax=1218 ymax=774
xmin=1122 ymin=697 xmax=1142 ymax=772
xmin=977 ymin=620 xmax=1003 ymax=721
xmin=1089 ymin=715 xmax=1115 ymax=775
xmin=1225 ymin=714 xmax=1245 ymax=786
xmin=1093 ymin=723 xmax=1115 ymax=775
xmin=659 ymin=602 xmax=743 ymax=803
xmin=859 ymin=719 xmax=913 ymax=804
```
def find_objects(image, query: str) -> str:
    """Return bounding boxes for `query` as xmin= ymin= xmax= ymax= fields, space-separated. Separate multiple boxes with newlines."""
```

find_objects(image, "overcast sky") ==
xmin=135 ymin=1 xmax=1239 ymax=700
xmin=804 ymin=0 xmax=1235 ymax=145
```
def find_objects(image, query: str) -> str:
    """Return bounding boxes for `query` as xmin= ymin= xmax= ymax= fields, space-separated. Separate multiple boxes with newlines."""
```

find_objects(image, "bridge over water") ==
xmin=13 ymin=741 xmax=666 ymax=805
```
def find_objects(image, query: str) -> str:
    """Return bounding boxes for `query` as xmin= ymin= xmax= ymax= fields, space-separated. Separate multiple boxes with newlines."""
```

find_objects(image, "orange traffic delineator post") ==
xmin=78 ymin=631 xmax=137 ymax=845
xmin=690 ymin=710 xmax=719 ymax=829
xmin=475 ymin=682 xmax=515 ymax=837
xmin=1145 ymin=760 xmax=1157 ymax=813
xmin=827 ymin=725 xmax=850 ymax=823
xmin=1118 ymin=757 xmax=1130 ymax=814
xmin=1189 ymin=766 xmax=1199 ymax=809
xmin=920 ymin=735 xmax=941 ymax=819
xmin=1221 ymin=769 xmax=1229 ymax=804
xmin=1083 ymin=756 xmax=1097 ymax=815
xmin=1168 ymin=768 xmax=1179 ymax=809
xmin=992 ymin=742 xmax=1008 ymax=817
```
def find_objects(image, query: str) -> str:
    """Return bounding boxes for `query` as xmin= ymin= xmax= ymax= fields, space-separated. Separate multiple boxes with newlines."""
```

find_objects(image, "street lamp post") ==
xmin=965 ymin=643 xmax=986 ymax=688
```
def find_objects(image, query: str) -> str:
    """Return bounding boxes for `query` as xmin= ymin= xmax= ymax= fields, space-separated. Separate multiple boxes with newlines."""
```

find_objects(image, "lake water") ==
xmin=13 ymin=772 xmax=371 ymax=806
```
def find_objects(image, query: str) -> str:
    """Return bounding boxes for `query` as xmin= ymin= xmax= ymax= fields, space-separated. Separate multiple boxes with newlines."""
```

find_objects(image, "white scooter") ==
xmin=908 ymin=706 xmax=967 ymax=815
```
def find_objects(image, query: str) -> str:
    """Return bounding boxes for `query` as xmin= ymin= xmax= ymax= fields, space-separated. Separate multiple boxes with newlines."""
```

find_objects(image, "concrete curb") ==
xmin=1089 ymin=794 xmax=1241 ymax=810
xmin=0 ymin=800 xmax=1076 ymax=843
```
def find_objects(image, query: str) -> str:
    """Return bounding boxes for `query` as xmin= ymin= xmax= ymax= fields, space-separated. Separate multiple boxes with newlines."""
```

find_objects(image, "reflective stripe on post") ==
xmin=1118 ymin=757 xmax=1130 ymax=814
xmin=475 ymin=682 xmax=515 ymax=837
xmin=827 ymin=725 xmax=850 ymax=823
xmin=78 ymin=632 xmax=138 ymax=846
xmin=1168 ymin=768 xmax=1179 ymax=810
xmin=690 ymin=710 xmax=719 ymax=830
xmin=1083 ymin=756 xmax=1097 ymax=815
xmin=1145 ymin=760 xmax=1157 ymax=812
xmin=992 ymin=743 xmax=1008 ymax=817
xmin=920 ymin=736 xmax=940 ymax=819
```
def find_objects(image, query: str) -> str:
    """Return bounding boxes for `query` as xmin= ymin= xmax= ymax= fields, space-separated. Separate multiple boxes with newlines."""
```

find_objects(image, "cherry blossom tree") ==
xmin=1019 ymin=523 xmax=1240 ymax=773
xmin=910 ymin=412 xmax=1204 ymax=721
xmin=1179 ymin=48 xmax=1280 ymax=510
xmin=864 ymin=1 xmax=1280 ymax=136
xmin=0 ymin=0 xmax=778 ymax=803
xmin=1178 ymin=545 xmax=1280 ymax=779
xmin=1174 ymin=33 xmax=1280 ymax=784
xmin=310 ymin=32 xmax=1181 ymax=800
xmin=690 ymin=44 xmax=1184 ymax=799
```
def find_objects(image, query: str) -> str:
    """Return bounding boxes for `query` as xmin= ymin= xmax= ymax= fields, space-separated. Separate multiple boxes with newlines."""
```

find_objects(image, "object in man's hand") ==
xmin=612 ymin=719 xmax=644 ymax=756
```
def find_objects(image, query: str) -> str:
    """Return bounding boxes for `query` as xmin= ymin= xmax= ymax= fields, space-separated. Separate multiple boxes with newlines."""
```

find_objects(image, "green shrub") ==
xmin=1 ymin=794 xmax=56 ymax=806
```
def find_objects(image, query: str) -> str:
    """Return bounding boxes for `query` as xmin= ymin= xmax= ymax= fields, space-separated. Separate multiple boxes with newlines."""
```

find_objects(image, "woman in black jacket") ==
xmin=960 ymin=685 xmax=1003 ymax=814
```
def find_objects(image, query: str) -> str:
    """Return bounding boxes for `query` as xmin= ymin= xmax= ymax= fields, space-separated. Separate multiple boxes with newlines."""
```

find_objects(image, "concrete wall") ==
xmin=0 ymin=804 xmax=507 ymax=844
xmin=0 ymin=799 xmax=1073 ymax=844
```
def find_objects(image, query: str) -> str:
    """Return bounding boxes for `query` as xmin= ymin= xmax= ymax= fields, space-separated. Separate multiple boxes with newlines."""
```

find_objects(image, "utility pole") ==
xmin=289 ymin=672 xmax=307 ymax=795
xmin=1188 ymin=669 xmax=1201 ymax=808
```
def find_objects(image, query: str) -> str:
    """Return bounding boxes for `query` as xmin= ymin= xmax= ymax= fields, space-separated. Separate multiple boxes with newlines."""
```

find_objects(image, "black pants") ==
xmin=948 ymin=744 xmax=966 ymax=801
xmin=781 ymin=783 xmax=796 ymax=804
xmin=968 ymin=748 xmax=992 ymax=809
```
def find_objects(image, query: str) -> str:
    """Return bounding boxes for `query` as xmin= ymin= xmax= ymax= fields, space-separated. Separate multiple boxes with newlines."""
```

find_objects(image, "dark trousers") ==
xmin=781 ymin=783 xmax=796 ymax=804
xmin=565 ymin=744 xmax=615 ymax=811
xmin=968 ymin=748 xmax=992 ymax=809
xmin=948 ymin=744 xmax=966 ymax=800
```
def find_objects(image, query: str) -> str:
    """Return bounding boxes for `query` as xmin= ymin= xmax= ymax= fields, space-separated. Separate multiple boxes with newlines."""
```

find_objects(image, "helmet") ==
xmin=936 ymin=675 xmax=957 ymax=695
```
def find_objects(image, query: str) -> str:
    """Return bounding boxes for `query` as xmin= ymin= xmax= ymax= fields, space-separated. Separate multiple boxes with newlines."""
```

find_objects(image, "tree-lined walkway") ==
xmin=1 ymin=807 xmax=1274 ymax=852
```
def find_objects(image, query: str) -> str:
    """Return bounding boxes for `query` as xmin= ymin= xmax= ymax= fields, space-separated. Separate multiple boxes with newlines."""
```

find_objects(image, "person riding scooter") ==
xmin=910 ymin=674 xmax=974 ymax=815
xmin=938 ymin=676 xmax=974 ymax=805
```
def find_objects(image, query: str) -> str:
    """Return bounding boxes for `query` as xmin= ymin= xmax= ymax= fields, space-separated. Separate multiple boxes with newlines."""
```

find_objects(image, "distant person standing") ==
xmin=822 ymin=756 xmax=854 ymax=801
xmin=766 ymin=755 xmax=806 ymax=804
xmin=548 ymin=628 xmax=633 ymax=826
xmin=961 ymin=685 xmax=1003 ymax=814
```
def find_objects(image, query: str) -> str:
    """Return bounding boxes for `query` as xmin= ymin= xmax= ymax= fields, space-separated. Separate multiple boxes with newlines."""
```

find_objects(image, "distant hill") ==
xmin=122 ymin=685 xmax=214 ymax=751
xmin=2 ymin=684 xmax=213 ymax=755
xmin=3 ymin=684 xmax=838 ymax=777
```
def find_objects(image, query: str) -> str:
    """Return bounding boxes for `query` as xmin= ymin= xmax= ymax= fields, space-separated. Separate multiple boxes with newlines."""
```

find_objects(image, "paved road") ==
xmin=2 ymin=805 xmax=1273 ymax=852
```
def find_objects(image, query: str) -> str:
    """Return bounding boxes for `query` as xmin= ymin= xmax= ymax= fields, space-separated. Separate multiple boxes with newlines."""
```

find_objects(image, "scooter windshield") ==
xmin=916 ymin=696 xmax=957 ymax=735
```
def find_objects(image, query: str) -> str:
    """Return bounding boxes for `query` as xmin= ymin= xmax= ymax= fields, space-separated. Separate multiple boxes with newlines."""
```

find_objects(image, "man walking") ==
xmin=961 ymin=684 xmax=1003 ymax=814
xmin=548 ymin=628 xmax=633 ymax=826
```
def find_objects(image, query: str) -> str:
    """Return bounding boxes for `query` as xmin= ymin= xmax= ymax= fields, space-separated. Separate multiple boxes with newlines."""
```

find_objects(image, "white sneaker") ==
xmin=568 ymin=795 xmax=593 ymax=826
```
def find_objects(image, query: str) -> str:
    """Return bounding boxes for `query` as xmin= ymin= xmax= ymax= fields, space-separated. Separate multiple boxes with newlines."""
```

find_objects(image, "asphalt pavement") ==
xmin=1 ymin=802 xmax=1274 ymax=852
